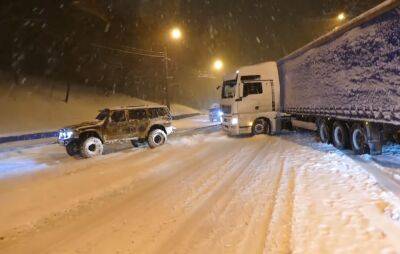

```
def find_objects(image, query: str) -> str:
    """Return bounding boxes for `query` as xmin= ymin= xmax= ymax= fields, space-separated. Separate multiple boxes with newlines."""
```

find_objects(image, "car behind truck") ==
xmin=220 ymin=0 xmax=400 ymax=155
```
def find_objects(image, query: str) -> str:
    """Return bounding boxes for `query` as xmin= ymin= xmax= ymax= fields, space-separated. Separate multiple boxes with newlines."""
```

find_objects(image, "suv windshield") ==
xmin=222 ymin=79 xmax=237 ymax=99
xmin=96 ymin=110 xmax=109 ymax=121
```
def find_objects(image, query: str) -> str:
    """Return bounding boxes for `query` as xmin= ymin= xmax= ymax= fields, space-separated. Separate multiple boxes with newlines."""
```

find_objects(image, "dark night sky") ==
xmin=0 ymin=0 xmax=385 ymax=106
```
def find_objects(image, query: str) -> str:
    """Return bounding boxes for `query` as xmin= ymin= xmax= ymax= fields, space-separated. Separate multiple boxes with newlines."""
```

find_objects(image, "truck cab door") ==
xmin=237 ymin=81 xmax=266 ymax=114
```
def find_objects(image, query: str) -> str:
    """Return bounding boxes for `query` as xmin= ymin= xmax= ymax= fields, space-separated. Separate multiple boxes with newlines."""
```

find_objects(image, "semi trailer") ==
xmin=220 ymin=0 xmax=400 ymax=155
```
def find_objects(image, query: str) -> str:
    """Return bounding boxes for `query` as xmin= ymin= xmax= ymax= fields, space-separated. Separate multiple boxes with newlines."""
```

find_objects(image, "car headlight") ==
xmin=59 ymin=129 xmax=74 ymax=140
xmin=231 ymin=117 xmax=238 ymax=125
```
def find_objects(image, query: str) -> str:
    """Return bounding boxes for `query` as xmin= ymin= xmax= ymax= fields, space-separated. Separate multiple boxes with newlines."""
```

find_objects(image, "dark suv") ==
xmin=58 ymin=105 xmax=174 ymax=158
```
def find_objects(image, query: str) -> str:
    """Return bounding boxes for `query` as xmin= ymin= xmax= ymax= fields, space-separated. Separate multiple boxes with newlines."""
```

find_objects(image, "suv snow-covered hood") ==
xmin=65 ymin=120 xmax=103 ymax=131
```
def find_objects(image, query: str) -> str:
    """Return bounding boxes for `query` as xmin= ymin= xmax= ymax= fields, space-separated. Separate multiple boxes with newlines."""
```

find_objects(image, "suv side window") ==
xmin=243 ymin=82 xmax=263 ymax=97
xmin=129 ymin=109 xmax=147 ymax=120
xmin=156 ymin=107 xmax=168 ymax=117
xmin=148 ymin=108 xmax=159 ymax=119
xmin=111 ymin=110 xmax=126 ymax=123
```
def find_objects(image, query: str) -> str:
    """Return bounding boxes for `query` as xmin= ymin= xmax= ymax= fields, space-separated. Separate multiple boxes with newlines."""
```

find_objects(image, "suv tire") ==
xmin=80 ymin=137 xmax=104 ymax=158
xmin=66 ymin=140 xmax=80 ymax=156
xmin=148 ymin=129 xmax=167 ymax=149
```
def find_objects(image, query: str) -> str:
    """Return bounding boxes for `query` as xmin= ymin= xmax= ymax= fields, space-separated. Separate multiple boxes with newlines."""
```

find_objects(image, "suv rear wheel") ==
xmin=148 ymin=129 xmax=167 ymax=149
xmin=80 ymin=137 xmax=104 ymax=158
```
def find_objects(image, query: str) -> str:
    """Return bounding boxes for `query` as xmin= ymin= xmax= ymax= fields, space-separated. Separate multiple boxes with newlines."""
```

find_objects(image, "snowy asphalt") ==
xmin=0 ymin=120 xmax=400 ymax=253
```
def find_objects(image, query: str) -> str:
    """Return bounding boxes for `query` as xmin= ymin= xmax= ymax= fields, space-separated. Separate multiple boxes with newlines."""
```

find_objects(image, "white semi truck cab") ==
xmin=220 ymin=62 xmax=285 ymax=136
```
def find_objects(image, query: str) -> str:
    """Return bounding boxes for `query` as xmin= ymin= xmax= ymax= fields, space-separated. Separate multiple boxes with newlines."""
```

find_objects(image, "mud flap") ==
xmin=365 ymin=123 xmax=383 ymax=155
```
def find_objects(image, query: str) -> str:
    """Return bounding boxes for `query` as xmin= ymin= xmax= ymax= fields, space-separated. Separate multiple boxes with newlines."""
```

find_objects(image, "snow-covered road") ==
xmin=1 ymin=128 xmax=400 ymax=253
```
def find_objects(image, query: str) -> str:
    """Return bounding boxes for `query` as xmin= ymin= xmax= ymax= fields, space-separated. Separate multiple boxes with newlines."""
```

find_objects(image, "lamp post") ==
xmin=213 ymin=59 xmax=224 ymax=72
xmin=164 ymin=27 xmax=182 ymax=109
xmin=337 ymin=13 xmax=346 ymax=21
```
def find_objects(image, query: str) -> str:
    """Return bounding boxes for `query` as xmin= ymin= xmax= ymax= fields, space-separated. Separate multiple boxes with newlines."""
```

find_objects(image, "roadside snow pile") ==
xmin=172 ymin=114 xmax=217 ymax=132
xmin=170 ymin=104 xmax=201 ymax=116
xmin=293 ymin=131 xmax=400 ymax=223
xmin=0 ymin=79 xmax=199 ymax=136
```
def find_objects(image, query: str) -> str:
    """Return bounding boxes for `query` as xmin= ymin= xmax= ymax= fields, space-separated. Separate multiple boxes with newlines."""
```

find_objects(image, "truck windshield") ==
xmin=96 ymin=110 xmax=109 ymax=121
xmin=222 ymin=80 xmax=237 ymax=99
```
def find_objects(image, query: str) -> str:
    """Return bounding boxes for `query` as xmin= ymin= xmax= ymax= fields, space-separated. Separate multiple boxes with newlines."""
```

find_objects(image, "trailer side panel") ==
xmin=278 ymin=6 xmax=400 ymax=124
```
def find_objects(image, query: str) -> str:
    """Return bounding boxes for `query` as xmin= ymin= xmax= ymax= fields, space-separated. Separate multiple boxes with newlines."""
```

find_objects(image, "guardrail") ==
xmin=0 ymin=113 xmax=201 ymax=144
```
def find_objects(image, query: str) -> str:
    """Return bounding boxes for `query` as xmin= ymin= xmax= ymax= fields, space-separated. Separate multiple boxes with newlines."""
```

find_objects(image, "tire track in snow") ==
xmin=250 ymin=157 xmax=285 ymax=253
xmin=194 ymin=138 xmax=279 ymax=252
xmin=263 ymin=164 xmax=295 ymax=254
xmin=0 ymin=138 xmax=231 ymax=253
xmin=153 ymin=139 xmax=269 ymax=253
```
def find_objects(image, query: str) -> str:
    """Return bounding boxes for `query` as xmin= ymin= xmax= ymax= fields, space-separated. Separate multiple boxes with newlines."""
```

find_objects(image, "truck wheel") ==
xmin=66 ymin=141 xmax=80 ymax=156
xmin=318 ymin=120 xmax=331 ymax=143
xmin=80 ymin=137 xmax=104 ymax=158
xmin=252 ymin=119 xmax=266 ymax=135
xmin=332 ymin=121 xmax=349 ymax=150
xmin=350 ymin=124 xmax=368 ymax=155
xmin=148 ymin=129 xmax=167 ymax=149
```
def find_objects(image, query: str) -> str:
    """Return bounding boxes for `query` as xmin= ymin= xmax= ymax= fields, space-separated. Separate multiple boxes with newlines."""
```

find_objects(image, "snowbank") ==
xmin=0 ymin=78 xmax=199 ymax=136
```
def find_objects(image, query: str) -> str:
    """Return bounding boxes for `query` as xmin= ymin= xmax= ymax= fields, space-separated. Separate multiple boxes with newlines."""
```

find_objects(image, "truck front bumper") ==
xmin=222 ymin=116 xmax=252 ymax=136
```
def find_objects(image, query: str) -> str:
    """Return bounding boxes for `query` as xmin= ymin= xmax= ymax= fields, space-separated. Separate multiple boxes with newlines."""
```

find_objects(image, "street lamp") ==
xmin=170 ymin=27 xmax=182 ymax=40
xmin=164 ymin=27 xmax=183 ymax=109
xmin=213 ymin=59 xmax=224 ymax=71
xmin=337 ymin=13 xmax=346 ymax=21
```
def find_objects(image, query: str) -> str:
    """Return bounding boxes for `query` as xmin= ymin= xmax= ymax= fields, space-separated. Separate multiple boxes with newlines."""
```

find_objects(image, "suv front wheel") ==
xmin=148 ymin=129 xmax=167 ymax=149
xmin=66 ymin=140 xmax=80 ymax=156
xmin=80 ymin=136 xmax=104 ymax=158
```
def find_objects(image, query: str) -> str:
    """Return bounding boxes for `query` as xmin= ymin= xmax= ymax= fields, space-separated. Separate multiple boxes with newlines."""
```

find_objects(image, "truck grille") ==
xmin=221 ymin=105 xmax=231 ymax=114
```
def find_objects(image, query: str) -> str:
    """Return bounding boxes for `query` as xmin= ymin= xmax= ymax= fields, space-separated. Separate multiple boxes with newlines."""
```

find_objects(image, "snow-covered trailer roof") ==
xmin=278 ymin=0 xmax=400 ymax=64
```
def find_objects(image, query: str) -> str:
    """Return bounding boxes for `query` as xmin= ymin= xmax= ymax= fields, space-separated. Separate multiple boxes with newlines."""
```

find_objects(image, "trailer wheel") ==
xmin=350 ymin=124 xmax=369 ymax=155
xmin=318 ymin=120 xmax=331 ymax=144
xmin=332 ymin=121 xmax=349 ymax=150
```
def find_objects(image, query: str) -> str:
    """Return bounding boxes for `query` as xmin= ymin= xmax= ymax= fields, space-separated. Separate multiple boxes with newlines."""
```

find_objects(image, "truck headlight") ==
xmin=231 ymin=117 xmax=238 ymax=125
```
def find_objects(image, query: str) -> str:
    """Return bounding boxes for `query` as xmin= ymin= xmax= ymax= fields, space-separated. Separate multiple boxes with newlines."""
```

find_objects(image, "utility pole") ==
xmin=164 ymin=47 xmax=170 ymax=109
xmin=92 ymin=43 xmax=172 ymax=109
